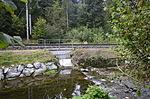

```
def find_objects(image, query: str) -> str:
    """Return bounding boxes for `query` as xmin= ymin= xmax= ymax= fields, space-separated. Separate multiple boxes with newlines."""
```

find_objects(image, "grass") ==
xmin=71 ymin=48 xmax=118 ymax=60
xmin=71 ymin=48 xmax=119 ymax=68
xmin=0 ymin=50 xmax=57 ymax=67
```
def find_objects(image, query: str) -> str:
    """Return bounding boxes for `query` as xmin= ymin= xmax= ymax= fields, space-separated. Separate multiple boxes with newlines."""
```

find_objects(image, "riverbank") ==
xmin=71 ymin=48 xmax=119 ymax=68
xmin=71 ymin=48 xmax=150 ymax=98
xmin=0 ymin=50 xmax=57 ymax=67
xmin=0 ymin=50 xmax=59 ymax=80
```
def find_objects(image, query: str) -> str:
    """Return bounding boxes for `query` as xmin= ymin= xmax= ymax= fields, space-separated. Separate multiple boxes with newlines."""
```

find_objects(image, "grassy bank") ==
xmin=72 ymin=48 xmax=118 ymax=59
xmin=71 ymin=48 xmax=119 ymax=68
xmin=0 ymin=50 xmax=57 ymax=67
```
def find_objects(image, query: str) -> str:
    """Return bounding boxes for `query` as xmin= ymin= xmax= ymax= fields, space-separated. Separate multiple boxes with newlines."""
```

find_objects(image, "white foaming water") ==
xmin=59 ymin=59 xmax=73 ymax=67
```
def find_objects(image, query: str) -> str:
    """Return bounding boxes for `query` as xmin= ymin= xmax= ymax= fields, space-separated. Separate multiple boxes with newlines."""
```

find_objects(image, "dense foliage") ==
xmin=72 ymin=86 xmax=114 ymax=99
xmin=107 ymin=0 xmax=150 ymax=80
xmin=0 ymin=0 xmax=112 ymax=43
xmin=68 ymin=26 xmax=102 ymax=43
xmin=32 ymin=18 xmax=49 ymax=39
xmin=0 ymin=0 xmax=27 ymax=47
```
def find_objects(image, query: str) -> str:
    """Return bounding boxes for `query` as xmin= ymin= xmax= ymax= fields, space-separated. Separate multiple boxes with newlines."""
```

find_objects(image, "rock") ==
xmin=0 ymin=69 xmax=4 ymax=80
xmin=11 ymin=64 xmax=15 ymax=67
xmin=7 ymin=78 xmax=16 ymax=80
xmin=33 ymin=69 xmax=46 ymax=77
xmin=46 ymin=62 xmax=54 ymax=66
xmin=19 ymin=74 xmax=25 ymax=78
xmin=34 ymin=62 xmax=41 ymax=69
xmin=80 ymin=68 xmax=89 ymax=72
xmin=123 ymin=81 xmax=137 ymax=90
xmin=72 ymin=84 xmax=81 ymax=96
xmin=125 ymin=97 xmax=130 ymax=99
xmin=23 ymin=68 xmax=35 ymax=76
xmin=6 ymin=72 xmax=21 ymax=78
xmin=100 ymin=79 xmax=107 ymax=82
xmin=60 ymin=69 xmax=72 ymax=75
xmin=47 ymin=64 xmax=57 ymax=70
xmin=4 ymin=68 xmax=9 ymax=74
xmin=41 ymin=63 xmax=46 ymax=70
xmin=27 ymin=64 xmax=33 ymax=68
xmin=17 ymin=65 xmax=24 ymax=72
xmin=8 ymin=67 xmax=17 ymax=73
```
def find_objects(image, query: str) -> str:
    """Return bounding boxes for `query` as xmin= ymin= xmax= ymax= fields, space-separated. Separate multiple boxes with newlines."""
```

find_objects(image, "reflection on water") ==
xmin=0 ymin=70 xmax=93 ymax=99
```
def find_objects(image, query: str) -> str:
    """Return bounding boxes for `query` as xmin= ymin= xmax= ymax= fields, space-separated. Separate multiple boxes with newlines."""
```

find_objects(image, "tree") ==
xmin=32 ymin=18 xmax=49 ymax=39
xmin=44 ymin=1 xmax=66 ymax=39
xmin=107 ymin=0 xmax=150 ymax=79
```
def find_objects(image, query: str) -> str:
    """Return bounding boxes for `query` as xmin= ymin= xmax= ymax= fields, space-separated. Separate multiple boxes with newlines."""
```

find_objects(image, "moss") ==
xmin=44 ymin=70 xmax=57 ymax=75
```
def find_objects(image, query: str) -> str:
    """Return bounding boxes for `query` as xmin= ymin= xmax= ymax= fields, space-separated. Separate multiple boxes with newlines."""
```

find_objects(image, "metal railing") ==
xmin=37 ymin=39 xmax=77 ymax=49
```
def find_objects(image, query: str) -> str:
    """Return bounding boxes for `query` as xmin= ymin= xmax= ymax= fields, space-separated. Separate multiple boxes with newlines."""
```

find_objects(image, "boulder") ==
xmin=41 ymin=63 xmax=46 ymax=70
xmin=8 ymin=67 xmax=17 ymax=73
xmin=17 ymin=65 xmax=24 ymax=72
xmin=33 ymin=69 xmax=46 ymax=77
xmin=47 ymin=64 xmax=57 ymax=70
xmin=26 ymin=64 xmax=33 ymax=68
xmin=46 ymin=62 xmax=54 ymax=66
xmin=19 ymin=74 xmax=25 ymax=78
xmin=23 ymin=68 xmax=35 ymax=76
xmin=4 ymin=68 xmax=9 ymax=74
xmin=60 ymin=69 xmax=72 ymax=75
xmin=34 ymin=62 xmax=41 ymax=69
xmin=80 ymin=68 xmax=89 ymax=72
xmin=6 ymin=72 xmax=21 ymax=78
xmin=0 ymin=69 xmax=4 ymax=80
xmin=7 ymin=78 xmax=16 ymax=80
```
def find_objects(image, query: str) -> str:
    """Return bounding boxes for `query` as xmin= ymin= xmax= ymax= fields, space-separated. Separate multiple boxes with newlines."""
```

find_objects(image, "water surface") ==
xmin=0 ymin=70 xmax=93 ymax=99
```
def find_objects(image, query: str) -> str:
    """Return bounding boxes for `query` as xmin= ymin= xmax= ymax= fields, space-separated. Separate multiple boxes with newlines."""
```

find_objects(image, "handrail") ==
xmin=37 ymin=39 xmax=78 ymax=49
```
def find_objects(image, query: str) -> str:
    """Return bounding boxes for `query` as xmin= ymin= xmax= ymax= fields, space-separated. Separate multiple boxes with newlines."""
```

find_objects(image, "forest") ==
xmin=0 ymin=0 xmax=114 ymax=43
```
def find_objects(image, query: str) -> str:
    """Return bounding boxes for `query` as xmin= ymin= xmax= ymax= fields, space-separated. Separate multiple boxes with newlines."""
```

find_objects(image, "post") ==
xmin=72 ymin=39 xmax=73 ymax=49
xmin=59 ymin=39 xmax=61 ymax=50
xmin=66 ymin=0 xmax=69 ymax=29
xmin=26 ymin=3 xmax=29 ymax=41
xmin=29 ymin=14 xmax=32 ymax=35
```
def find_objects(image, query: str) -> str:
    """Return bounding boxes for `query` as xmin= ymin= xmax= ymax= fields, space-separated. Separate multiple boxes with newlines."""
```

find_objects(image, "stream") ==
xmin=0 ymin=49 xmax=149 ymax=99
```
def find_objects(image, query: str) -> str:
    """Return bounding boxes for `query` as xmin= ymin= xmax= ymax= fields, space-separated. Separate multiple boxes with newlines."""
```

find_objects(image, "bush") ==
xmin=67 ymin=26 xmax=113 ymax=43
xmin=72 ymin=86 xmax=115 ymax=99
xmin=32 ymin=18 xmax=49 ymax=40
xmin=106 ymin=0 xmax=150 ymax=81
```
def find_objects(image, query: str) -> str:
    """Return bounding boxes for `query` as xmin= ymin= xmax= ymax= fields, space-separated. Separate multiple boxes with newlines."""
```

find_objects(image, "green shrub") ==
xmin=106 ymin=0 xmax=150 ymax=80
xmin=32 ymin=18 xmax=49 ymax=40
xmin=67 ymin=26 xmax=113 ymax=43
xmin=0 ymin=40 xmax=9 ymax=49
xmin=72 ymin=86 xmax=115 ymax=99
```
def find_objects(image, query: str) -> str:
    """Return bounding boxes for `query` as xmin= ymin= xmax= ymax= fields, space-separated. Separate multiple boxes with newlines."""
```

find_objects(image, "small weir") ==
xmin=50 ymin=48 xmax=74 ymax=68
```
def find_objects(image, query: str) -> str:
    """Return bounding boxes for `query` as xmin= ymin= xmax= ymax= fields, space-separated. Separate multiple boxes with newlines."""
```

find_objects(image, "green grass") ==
xmin=0 ymin=50 xmax=57 ymax=67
